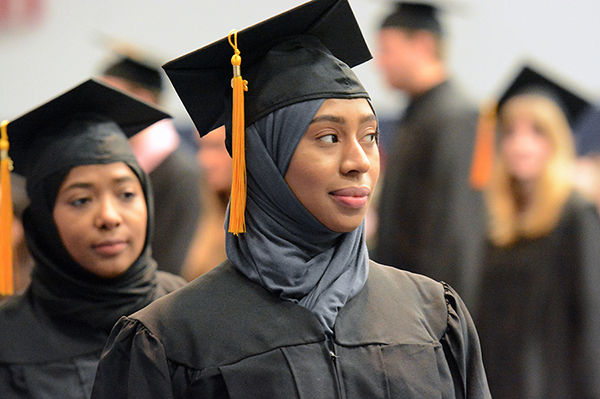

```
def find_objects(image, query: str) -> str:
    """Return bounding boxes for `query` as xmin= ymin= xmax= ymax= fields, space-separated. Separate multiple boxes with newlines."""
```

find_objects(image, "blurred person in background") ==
xmin=371 ymin=1 xmax=484 ymax=298
xmin=180 ymin=126 xmax=231 ymax=280
xmin=472 ymin=65 xmax=600 ymax=399
xmin=572 ymin=104 xmax=600 ymax=213
xmin=99 ymin=46 xmax=203 ymax=277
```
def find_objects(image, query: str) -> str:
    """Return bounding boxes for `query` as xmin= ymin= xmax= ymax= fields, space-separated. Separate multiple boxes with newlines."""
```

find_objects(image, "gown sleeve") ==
xmin=575 ymin=203 xmax=600 ymax=396
xmin=91 ymin=316 xmax=176 ymax=399
xmin=440 ymin=283 xmax=491 ymax=399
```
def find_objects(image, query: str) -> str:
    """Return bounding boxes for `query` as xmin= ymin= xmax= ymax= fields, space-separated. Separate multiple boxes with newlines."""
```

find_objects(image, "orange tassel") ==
xmin=469 ymin=102 xmax=497 ymax=190
xmin=228 ymin=30 xmax=248 ymax=235
xmin=0 ymin=120 xmax=14 ymax=296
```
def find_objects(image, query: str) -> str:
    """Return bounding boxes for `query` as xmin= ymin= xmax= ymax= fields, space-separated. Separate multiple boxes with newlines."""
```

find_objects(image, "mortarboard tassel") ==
xmin=469 ymin=102 xmax=497 ymax=190
xmin=228 ymin=30 xmax=248 ymax=235
xmin=0 ymin=120 xmax=14 ymax=296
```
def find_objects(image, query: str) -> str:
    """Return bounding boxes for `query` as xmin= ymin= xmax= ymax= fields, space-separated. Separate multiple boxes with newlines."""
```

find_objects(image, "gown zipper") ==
xmin=326 ymin=335 xmax=346 ymax=399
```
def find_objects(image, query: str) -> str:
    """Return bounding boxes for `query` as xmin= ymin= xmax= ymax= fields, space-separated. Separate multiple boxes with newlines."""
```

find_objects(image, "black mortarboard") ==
xmin=96 ymin=35 xmax=165 ymax=93
xmin=163 ymin=0 xmax=371 ymax=235
xmin=7 ymin=78 xmax=171 ymax=178
xmin=163 ymin=0 xmax=371 ymax=142
xmin=102 ymin=56 xmax=164 ymax=92
xmin=381 ymin=1 xmax=443 ymax=35
xmin=497 ymin=64 xmax=591 ymax=128
xmin=470 ymin=63 xmax=592 ymax=190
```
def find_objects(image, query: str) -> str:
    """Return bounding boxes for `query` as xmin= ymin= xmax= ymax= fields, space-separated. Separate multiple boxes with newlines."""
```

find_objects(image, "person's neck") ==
xmin=513 ymin=179 xmax=535 ymax=213
xmin=408 ymin=63 xmax=447 ymax=98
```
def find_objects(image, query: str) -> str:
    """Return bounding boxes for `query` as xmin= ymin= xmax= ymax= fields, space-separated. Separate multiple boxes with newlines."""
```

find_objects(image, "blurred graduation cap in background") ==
xmin=0 ymin=78 xmax=170 ymax=295
xmin=496 ymin=64 xmax=591 ymax=128
xmin=162 ymin=0 xmax=371 ymax=234
xmin=470 ymin=62 xmax=592 ymax=190
xmin=96 ymin=35 xmax=166 ymax=99
xmin=380 ymin=1 xmax=444 ymax=34
xmin=378 ymin=0 xmax=469 ymax=35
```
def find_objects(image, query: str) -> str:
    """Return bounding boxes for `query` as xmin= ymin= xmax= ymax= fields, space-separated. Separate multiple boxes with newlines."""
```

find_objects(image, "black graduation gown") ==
xmin=473 ymin=194 xmax=600 ymax=399
xmin=0 ymin=272 xmax=186 ymax=399
xmin=150 ymin=145 xmax=202 ymax=276
xmin=91 ymin=261 xmax=491 ymax=399
xmin=372 ymin=80 xmax=485 ymax=302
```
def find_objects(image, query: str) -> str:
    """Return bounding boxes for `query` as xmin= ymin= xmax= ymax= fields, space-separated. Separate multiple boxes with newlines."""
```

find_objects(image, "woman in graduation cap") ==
xmin=0 ymin=79 xmax=187 ymax=399
xmin=92 ymin=1 xmax=491 ymax=398
xmin=471 ymin=65 xmax=600 ymax=399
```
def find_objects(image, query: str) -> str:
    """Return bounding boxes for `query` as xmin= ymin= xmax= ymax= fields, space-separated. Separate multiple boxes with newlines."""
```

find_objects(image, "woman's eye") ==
xmin=71 ymin=198 xmax=90 ymax=207
xmin=319 ymin=134 xmax=339 ymax=144
xmin=120 ymin=191 xmax=137 ymax=200
xmin=363 ymin=132 xmax=379 ymax=144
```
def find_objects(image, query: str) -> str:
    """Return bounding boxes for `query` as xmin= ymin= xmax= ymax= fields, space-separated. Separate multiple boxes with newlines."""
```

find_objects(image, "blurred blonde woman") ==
xmin=486 ymin=93 xmax=576 ymax=247
xmin=473 ymin=66 xmax=600 ymax=399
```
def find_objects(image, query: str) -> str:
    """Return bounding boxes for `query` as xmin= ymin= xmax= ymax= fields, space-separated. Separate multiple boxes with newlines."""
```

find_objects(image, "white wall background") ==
xmin=1 ymin=0 xmax=599 ymax=123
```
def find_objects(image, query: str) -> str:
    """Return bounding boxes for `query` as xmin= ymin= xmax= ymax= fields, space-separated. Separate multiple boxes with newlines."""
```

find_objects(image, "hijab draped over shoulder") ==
xmin=226 ymin=99 xmax=369 ymax=335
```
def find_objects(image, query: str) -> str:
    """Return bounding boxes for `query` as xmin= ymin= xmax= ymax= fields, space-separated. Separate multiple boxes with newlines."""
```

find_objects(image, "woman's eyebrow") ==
xmin=309 ymin=115 xmax=344 ymax=124
xmin=360 ymin=114 xmax=377 ymax=124
xmin=310 ymin=113 xmax=377 ymax=125
xmin=60 ymin=176 xmax=137 ymax=192
xmin=61 ymin=182 xmax=92 ymax=192
xmin=113 ymin=176 xmax=137 ymax=185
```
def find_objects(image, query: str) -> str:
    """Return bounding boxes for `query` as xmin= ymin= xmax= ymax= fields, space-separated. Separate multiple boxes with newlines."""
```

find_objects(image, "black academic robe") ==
xmin=0 ymin=272 xmax=186 ymax=399
xmin=150 ymin=146 xmax=202 ymax=276
xmin=473 ymin=194 xmax=600 ymax=399
xmin=372 ymin=80 xmax=485 ymax=303
xmin=91 ymin=261 xmax=491 ymax=399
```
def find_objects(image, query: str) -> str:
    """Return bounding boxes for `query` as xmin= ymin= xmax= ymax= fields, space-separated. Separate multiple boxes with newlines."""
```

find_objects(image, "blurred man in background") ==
xmin=371 ymin=1 xmax=484 ymax=301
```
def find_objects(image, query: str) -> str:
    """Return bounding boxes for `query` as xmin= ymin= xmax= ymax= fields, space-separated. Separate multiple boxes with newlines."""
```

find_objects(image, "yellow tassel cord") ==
xmin=228 ymin=30 xmax=248 ymax=235
xmin=0 ymin=120 xmax=14 ymax=296
xmin=469 ymin=102 xmax=497 ymax=191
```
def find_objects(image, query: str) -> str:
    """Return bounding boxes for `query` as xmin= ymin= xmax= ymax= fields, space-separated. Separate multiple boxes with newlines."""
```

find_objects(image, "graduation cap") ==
xmin=469 ymin=63 xmax=592 ymax=190
xmin=0 ymin=78 xmax=170 ymax=295
xmin=102 ymin=56 xmax=164 ymax=93
xmin=381 ymin=1 xmax=443 ymax=34
xmin=497 ymin=65 xmax=591 ymax=128
xmin=7 ymin=78 xmax=171 ymax=178
xmin=163 ymin=0 xmax=371 ymax=234
xmin=98 ymin=37 xmax=165 ymax=93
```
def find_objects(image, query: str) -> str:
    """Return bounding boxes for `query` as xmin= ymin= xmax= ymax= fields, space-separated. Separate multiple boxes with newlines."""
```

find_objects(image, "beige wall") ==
xmin=1 ymin=0 xmax=599 ymax=123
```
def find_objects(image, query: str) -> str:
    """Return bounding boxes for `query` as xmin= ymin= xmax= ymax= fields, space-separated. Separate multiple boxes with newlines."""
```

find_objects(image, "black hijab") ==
xmin=0 ymin=116 xmax=162 ymax=363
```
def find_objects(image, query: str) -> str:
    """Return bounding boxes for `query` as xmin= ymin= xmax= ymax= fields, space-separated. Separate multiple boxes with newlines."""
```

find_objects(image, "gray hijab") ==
xmin=226 ymin=99 xmax=369 ymax=335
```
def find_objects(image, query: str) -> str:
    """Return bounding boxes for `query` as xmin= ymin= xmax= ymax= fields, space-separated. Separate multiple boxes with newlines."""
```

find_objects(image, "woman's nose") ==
xmin=94 ymin=197 xmax=123 ymax=229
xmin=341 ymin=140 xmax=371 ymax=175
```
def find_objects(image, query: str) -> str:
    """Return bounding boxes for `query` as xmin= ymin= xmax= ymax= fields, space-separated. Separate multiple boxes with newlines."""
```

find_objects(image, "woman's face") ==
xmin=501 ymin=116 xmax=553 ymax=184
xmin=53 ymin=162 xmax=148 ymax=278
xmin=285 ymin=98 xmax=380 ymax=232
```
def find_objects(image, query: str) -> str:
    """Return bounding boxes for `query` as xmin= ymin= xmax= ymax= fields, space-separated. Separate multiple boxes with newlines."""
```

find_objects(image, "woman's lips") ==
xmin=330 ymin=187 xmax=370 ymax=209
xmin=93 ymin=240 xmax=127 ymax=257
